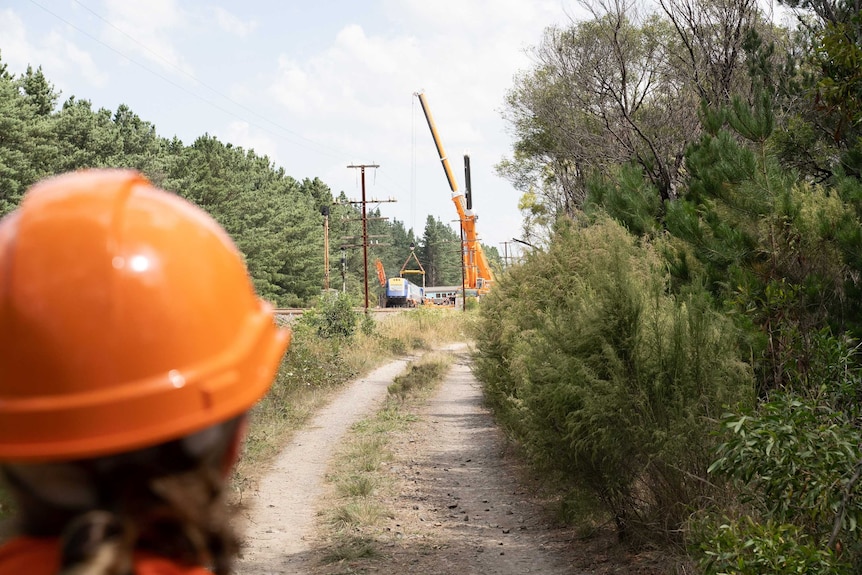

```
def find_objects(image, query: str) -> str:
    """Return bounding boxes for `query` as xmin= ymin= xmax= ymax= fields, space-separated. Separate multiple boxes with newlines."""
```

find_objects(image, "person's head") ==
xmin=0 ymin=170 xmax=290 ymax=574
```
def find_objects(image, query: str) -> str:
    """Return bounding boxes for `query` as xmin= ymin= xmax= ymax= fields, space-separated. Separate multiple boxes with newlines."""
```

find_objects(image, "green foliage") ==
xmin=360 ymin=313 xmax=376 ymax=336
xmin=299 ymin=293 xmax=359 ymax=339
xmin=690 ymin=328 xmax=862 ymax=572
xmin=419 ymin=214 xmax=462 ymax=286
xmin=273 ymin=325 xmax=358 ymax=396
xmin=768 ymin=0 xmax=862 ymax=181
xmin=699 ymin=517 xmax=849 ymax=575
xmin=0 ymin=69 xmax=56 ymax=213
xmin=474 ymin=216 xmax=752 ymax=541
xmin=485 ymin=1 xmax=862 ymax=568
xmin=19 ymin=65 xmax=57 ymax=117
xmin=585 ymin=164 xmax=663 ymax=236
xmin=728 ymin=93 xmax=774 ymax=144
xmin=669 ymin=94 xmax=862 ymax=393
xmin=698 ymin=393 xmax=862 ymax=572
xmin=714 ymin=398 xmax=862 ymax=532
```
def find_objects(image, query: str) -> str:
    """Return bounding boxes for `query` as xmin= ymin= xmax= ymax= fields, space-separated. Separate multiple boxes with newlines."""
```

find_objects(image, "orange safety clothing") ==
xmin=0 ymin=537 xmax=215 ymax=575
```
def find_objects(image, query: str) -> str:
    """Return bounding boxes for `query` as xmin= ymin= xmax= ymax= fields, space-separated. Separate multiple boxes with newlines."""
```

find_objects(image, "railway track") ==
xmin=273 ymin=307 xmax=408 ymax=316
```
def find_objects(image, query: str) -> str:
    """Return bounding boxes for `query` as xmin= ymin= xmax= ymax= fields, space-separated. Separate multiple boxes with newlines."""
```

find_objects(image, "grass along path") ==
xmin=315 ymin=352 xmax=454 ymax=566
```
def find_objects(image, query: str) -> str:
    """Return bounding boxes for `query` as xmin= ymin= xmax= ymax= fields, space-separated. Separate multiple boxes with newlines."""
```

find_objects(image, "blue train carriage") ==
xmin=385 ymin=277 xmax=425 ymax=308
xmin=423 ymin=285 xmax=459 ymax=306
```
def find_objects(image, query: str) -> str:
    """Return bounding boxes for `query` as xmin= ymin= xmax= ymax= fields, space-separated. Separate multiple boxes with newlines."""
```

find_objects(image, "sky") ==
xmin=0 ymin=0 xmax=587 ymax=259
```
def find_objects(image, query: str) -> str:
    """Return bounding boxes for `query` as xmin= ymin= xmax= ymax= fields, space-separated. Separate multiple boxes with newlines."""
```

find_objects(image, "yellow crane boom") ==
xmin=415 ymin=91 xmax=493 ymax=294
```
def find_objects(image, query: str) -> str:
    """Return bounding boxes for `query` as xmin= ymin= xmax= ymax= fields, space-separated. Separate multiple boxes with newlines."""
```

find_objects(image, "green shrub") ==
xmin=692 ymin=328 xmax=862 ymax=573
xmin=700 ymin=386 xmax=862 ymax=573
xmin=360 ymin=313 xmax=376 ymax=336
xmin=698 ymin=517 xmax=849 ymax=575
xmin=474 ymin=216 xmax=753 ymax=542
xmin=299 ymin=292 xmax=358 ymax=338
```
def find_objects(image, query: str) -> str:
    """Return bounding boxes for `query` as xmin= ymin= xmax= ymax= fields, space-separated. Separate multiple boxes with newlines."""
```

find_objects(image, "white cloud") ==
xmin=212 ymin=6 xmax=257 ymax=38
xmin=268 ymin=23 xmax=422 ymax=132
xmin=45 ymin=32 xmax=109 ymax=88
xmin=100 ymin=0 xmax=194 ymax=76
xmin=0 ymin=9 xmax=31 ymax=72
xmin=0 ymin=9 xmax=107 ymax=91
xmin=220 ymin=121 xmax=279 ymax=163
xmin=256 ymin=2 xmax=574 ymax=244
xmin=268 ymin=55 xmax=315 ymax=116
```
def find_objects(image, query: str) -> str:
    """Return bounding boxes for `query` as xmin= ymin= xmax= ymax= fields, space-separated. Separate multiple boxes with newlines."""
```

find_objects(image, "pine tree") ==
xmin=419 ymin=215 xmax=461 ymax=286
xmin=0 ymin=68 xmax=55 ymax=214
xmin=20 ymin=65 xmax=57 ymax=116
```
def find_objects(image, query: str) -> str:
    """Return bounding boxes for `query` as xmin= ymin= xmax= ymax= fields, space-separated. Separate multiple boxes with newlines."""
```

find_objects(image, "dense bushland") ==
xmin=480 ymin=0 xmax=862 ymax=571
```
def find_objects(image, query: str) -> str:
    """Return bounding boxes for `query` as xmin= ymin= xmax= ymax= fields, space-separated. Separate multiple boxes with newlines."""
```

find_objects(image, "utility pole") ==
xmin=345 ymin=163 xmax=386 ymax=312
xmin=340 ymin=247 xmax=346 ymax=293
xmin=322 ymin=206 xmax=330 ymax=290
xmin=500 ymin=241 xmax=511 ymax=269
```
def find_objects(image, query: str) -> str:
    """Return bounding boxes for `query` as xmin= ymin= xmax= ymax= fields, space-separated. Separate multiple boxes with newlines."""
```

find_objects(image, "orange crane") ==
xmin=415 ymin=91 xmax=493 ymax=295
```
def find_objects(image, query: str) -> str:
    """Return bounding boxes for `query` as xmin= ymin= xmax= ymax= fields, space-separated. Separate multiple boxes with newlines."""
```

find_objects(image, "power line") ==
xmin=28 ymin=0 xmax=356 ymax=161
xmin=23 ymin=1 xmax=448 ymax=238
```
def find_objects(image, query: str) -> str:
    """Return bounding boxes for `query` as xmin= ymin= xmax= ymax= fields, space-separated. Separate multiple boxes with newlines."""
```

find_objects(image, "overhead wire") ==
xmin=29 ymin=0 xmax=359 ymax=162
xmin=410 ymin=93 xmax=417 ymax=235
xmin=26 ymin=0 xmax=420 ymax=224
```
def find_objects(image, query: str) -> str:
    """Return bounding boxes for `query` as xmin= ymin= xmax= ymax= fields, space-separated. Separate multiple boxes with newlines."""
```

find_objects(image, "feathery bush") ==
xmin=475 ymin=216 xmax=753 ymax=542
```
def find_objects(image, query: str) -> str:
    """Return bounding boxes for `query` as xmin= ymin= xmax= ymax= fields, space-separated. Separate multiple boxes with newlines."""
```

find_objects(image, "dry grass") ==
xmin=317 ymin=351 xmax=453 ymax=564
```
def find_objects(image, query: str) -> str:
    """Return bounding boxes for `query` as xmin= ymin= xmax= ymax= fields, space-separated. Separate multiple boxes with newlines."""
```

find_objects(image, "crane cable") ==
xmin=410 ymin=95 xmax=418 ymax=236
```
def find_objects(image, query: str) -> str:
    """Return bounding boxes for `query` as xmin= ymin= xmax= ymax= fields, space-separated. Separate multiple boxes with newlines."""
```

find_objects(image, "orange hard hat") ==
xmin=0 ymin=170 xmax=290 ymax=462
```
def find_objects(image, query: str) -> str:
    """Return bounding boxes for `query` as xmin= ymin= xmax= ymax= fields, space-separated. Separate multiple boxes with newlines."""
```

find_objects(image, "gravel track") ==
xmin=236 ymin=345 xmax=599 ymax=575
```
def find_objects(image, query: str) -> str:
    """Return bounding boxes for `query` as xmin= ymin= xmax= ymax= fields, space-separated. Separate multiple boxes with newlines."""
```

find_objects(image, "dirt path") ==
xmin=360 ymin=349 xmax=579 ymax=574
xmin=236 ymin=358 xmax=410 ymax=574
xmin=235 ymin=346 xmax=632 ymax=575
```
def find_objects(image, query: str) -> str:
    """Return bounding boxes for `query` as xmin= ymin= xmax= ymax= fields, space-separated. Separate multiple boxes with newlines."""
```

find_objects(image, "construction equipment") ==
xmin=399 ymin=242 xmax=426 ymax=288
xmin=374 ymin=258 xmax=387 ymax=288
xmin=415 ymin=91 xmax=493 ymax=295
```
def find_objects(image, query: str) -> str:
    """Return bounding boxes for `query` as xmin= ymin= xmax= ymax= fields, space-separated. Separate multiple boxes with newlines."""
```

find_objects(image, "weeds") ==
xmin=387 ymin=354 xmax=449 ymax=401
xmin=335 ymin=474 xmax=378 ymax=498
xmin=323 ymin=535 xmax=378 ymax=563
xmin=318 ymin=352 xmax=453 ymax=565
xmin=347 ymin=436 xmax=389 ymax=473
xmin=329 ymin=499 xmax=390 ymax=530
